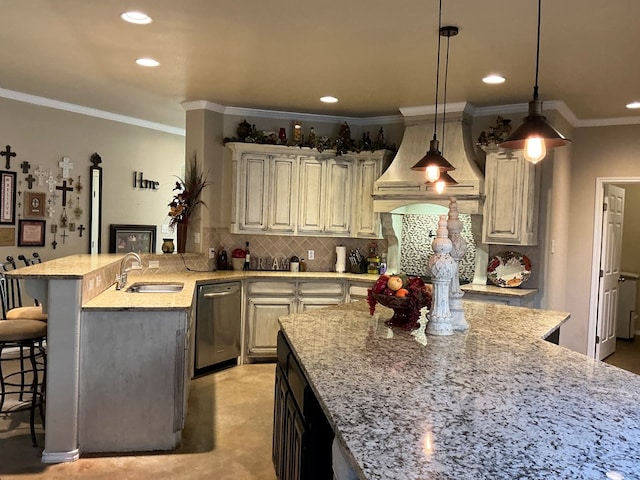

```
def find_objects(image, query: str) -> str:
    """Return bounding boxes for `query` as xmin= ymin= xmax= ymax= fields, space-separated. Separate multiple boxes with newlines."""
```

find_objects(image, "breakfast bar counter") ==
xmin=278 ymin=301 xmax=640 ymax=479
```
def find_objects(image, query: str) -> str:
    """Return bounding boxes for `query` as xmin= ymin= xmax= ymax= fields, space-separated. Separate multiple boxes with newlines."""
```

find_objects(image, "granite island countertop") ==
xmin=278 ymin=301 xmax=640 ymax=479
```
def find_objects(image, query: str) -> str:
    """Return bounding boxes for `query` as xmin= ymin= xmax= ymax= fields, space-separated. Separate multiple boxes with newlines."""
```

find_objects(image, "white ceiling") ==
xmin=2 ymin=0 xmax=640 ymax=129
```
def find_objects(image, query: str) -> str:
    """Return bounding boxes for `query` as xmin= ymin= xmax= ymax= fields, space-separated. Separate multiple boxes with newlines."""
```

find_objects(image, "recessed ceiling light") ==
xmin=482 ymin=74 xmax=506 ymax=85
xmin=121 ymin=11 xmax=152 ymax=24
xmin=626 ymin=101 xmax=640 ymax=109
xmin=320 ymin=96 xmax=339 ymax=104
xmin=136 ymin=58 xmax=159 ymax=67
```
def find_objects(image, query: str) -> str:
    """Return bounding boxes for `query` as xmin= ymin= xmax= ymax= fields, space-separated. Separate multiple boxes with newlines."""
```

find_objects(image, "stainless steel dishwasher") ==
xmin=195 ymin=282 xmax=242 ymax=375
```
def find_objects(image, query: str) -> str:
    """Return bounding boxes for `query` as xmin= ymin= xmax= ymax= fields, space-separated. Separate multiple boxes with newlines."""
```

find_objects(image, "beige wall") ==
xmin=566 ymin=124 xmax=640 ymax=354
xmin=0 ymin=97 xmax=184 ymax=262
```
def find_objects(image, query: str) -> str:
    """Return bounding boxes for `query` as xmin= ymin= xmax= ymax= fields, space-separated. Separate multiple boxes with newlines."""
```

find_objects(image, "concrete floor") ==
xmin=0 ymin=363 xmax=277 ymax=480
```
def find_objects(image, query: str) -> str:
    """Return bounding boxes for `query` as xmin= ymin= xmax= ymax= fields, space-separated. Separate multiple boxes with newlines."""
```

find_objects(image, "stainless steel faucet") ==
xmin=115 ymin=252 xmax=142 ymax=290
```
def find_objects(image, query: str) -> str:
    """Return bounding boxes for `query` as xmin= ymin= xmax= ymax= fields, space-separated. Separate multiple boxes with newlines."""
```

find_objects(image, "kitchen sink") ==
xmin=126 ymin=282 xmax=184 ymax=293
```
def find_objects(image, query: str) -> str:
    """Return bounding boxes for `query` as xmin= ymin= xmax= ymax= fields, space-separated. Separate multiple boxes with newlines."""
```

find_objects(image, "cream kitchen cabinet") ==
xmin=244 ymin=279 xmax=346 ymax=360
xmin=227 ymin=143 xmax=391 ymax=238
xmin=482 ymin=150 xmax=540 ymax=245
xmin=298 ymin=156 xmax=352 ymax=235
xmin=231 ymin=148 xmax=297 ymax=234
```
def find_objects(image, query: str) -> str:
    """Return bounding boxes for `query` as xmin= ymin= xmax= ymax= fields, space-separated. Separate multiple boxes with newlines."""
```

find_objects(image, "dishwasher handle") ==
xmin=202 ymin=286 xmax=241 ymax=298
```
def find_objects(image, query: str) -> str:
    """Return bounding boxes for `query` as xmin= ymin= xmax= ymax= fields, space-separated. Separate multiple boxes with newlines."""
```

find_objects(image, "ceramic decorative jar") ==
xmin=161 ymin=238 xmax=175 ymax=254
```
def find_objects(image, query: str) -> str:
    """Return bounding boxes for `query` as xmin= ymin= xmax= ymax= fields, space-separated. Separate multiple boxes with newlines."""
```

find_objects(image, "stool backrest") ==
xmin=0 ymin=258 xmax=23 ymax=317
xmin=18 ymin=252 xmax=42 ymax=267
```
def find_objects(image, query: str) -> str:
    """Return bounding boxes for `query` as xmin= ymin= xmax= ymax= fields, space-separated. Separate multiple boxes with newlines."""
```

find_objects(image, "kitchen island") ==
xmin=277 ymin=301 xmax=640 ymax=479
xmin=7 ymin=253 xmax=540 ymax=463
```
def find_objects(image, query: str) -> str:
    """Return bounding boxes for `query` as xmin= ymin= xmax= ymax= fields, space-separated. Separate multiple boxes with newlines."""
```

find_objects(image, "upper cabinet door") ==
xmin=324 ymin=159 xmax=352 ymax=235
xmin=268 ymin=156 xmax=298 ymax=232
xmin=238 ymin=154 xmax=270 ymax=231
xmin=353 ymin=158 xmax=380 ymax=237
xmin=482 ymin=150 xmax=540 ymax=245
xmin=298 ymin=156 xmax=326 ymax=233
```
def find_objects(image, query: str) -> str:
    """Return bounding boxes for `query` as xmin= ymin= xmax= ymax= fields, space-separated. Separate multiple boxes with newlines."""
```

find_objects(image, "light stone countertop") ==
xmin=279 ymin=301 xmax=640 ymax=479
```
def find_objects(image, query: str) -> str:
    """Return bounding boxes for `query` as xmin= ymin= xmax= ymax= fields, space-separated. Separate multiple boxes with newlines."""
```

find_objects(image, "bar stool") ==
xmin=1 ymin=257 xmax=47 ymax=321
xmin=0 ymin=319 xmax=47 ymax=446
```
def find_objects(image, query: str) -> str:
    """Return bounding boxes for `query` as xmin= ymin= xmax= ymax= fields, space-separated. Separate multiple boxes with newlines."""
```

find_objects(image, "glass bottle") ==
xmin=244 ymin=241 xmax=250 ymax=270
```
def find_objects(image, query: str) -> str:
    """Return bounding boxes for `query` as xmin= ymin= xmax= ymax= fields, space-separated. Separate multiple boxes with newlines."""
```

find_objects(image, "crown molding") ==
xmin=0 ymin=88 xmax=185 ymax=136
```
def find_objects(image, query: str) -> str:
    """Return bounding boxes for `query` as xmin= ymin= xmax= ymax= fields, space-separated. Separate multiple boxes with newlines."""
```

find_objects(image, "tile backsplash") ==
xmin=400 ymin=214 xmax=476 ymax=282
xmin=207 ymin=228 xmax=387 ymax=272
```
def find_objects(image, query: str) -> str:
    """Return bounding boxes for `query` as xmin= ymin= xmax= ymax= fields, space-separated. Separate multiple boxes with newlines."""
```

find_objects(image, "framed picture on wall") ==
xmin=109 ymin=224 xmax=156 ymax=254
xmin=0 ymin=171 xmax=16 ymax=225
xmin=18 ymin=219 xmax=46 ymax=247
xmin=24 ymin=192 xmax=46 ymax=218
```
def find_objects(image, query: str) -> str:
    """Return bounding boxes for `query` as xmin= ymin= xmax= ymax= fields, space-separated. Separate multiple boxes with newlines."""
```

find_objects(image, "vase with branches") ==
xmin=168 ymin=157 xmax=210 ymax=252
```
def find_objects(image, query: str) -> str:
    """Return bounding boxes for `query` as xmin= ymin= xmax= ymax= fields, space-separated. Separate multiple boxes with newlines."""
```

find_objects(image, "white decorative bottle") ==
xmin=448 ymin=197 xmax=469 ymax=331
xmin=426 ymin=215 xmax=455 ymax=336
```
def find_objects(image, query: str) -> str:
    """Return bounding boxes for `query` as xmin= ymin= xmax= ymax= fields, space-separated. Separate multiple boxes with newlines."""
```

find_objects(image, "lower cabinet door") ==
xmin=284 ymin=391 xmax=306 ymax=480
xmin=273 ymin=366 xmax=287 ymax=478
xmin=247 ymin=298 xmax=296 ymax=357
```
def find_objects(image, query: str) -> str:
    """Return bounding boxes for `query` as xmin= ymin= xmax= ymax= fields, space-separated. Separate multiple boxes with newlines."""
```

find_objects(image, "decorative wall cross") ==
xmin=25 ymin=174 xmax=35 ymax=189
xmin=20 ymin=161 xmax=30 ymax=173
xmin=46 ymin=171 xmax=57 ymax=192
xmin=56 ymin=180 xmax=73 ymax=206
xmin=60 ymin=230 xmax=68 ymax=244
xmin=78 ymin=224 xmax=85 ymax=237
xmin=34 ymin=166 xmax=48 ymax=186
xmin=1 ymin=145 xmax=16 ymax=169
xmin=59 ymin=157 xmax=73 ymax=179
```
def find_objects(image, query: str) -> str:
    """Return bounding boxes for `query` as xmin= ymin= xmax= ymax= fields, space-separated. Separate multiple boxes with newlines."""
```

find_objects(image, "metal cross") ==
xmin=59 ymin=157 xmax=73 ymax=179
xmin=20 ymin=161 xmax=30 ymax=173
xmin=1 ymin=145 xmax=16 ymax=169
xmin=56 ymin=180 xmax=73 ymax=206
xmin=60 ymin=230 xmax=68 ymax=244
xmin=78 ymin=224 xmax=85 ymax=237
xmin=25 ymin=174 xmax=35 ymax=189
xmin=51 ymin=237 xmax=58 ymax=249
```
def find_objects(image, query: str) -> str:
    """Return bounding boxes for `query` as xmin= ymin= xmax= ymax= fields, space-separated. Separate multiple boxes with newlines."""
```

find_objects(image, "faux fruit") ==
xmin=395 ymin=288 xmax=409 ymax=297
xmin=387 ymin=276 xmax=404 ymax=291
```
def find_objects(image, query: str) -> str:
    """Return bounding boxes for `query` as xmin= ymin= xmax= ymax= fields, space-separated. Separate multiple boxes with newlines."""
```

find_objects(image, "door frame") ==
xmin=588 ymin=177 xmax=636 ymax=358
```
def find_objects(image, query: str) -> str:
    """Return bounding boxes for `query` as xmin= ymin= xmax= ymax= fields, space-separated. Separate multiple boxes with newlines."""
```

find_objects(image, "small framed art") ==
xmin=109 ymin=224 xmax=156 ymax=254
xmin=18 ymin=219 xmax=46 ymax=247
xmin=0 ymin=171 xmax=16 ymax=225
xmin=24 ymin=191 xmax=46 ymax=218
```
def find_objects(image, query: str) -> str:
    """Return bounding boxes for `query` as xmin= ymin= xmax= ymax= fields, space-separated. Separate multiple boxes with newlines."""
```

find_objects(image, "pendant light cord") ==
xmin=533 ymin=0 xmax=541 ymax=100
xmin=441 ymin=29 xmax=451 ymax=155
xmin=433 ymin=0 xmax=443 ymax=141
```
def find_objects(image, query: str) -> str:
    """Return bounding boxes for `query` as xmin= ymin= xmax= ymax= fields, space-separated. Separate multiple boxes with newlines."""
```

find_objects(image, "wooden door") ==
xmin=354 ymin=158 xmax=380 ymax=237
xmin=239 ymin=154 xmax=269 ymax=231
xmin=596 ymin=184 xmax=625 ymax=360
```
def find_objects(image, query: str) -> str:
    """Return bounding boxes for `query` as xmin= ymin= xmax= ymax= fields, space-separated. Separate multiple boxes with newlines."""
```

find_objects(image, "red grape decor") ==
xmin=367 ymin=275 xmax=432 ymax=331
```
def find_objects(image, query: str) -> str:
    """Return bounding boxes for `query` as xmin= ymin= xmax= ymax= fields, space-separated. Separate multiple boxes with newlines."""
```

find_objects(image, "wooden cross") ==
xmin=1 ymin=145 xmax=16 ymax=169
xmin=34 ymin=166 xmax=48 ymax=186
xmin=60 ymin=230 xmax=68 ymax=244
xmin=20 ymin=161 xmax=30 ymax=173
xmin=25 ymin=174 xmax=35 ymax=189
xmin=78 ymin=224 xmax=85 ymax=237
xmin=56 ymin=180 xmax=73 ymax=206
xmin=51 ymin=237 xmax=58 ymax=249
xmin=59 ymin=157 xmax=73 ymax=179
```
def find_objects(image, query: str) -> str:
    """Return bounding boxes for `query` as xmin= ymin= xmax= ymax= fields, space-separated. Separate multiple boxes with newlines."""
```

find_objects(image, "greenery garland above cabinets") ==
xmin=226 ymin=143 xmax=393 ymax=239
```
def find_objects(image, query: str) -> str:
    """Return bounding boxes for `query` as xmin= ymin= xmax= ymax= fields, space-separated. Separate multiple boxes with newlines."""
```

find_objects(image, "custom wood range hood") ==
xmin=373 ymin=103 xmax=485 ymax=215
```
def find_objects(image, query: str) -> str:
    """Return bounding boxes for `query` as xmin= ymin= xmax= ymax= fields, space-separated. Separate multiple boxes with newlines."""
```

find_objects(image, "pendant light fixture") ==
xmin=434 ymin=24 xmax=459 ymax=194
xmin=498 ymin=0 xmax=570 ymax=163
xmin=411 ymin=0 xmax=455 ymax=184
